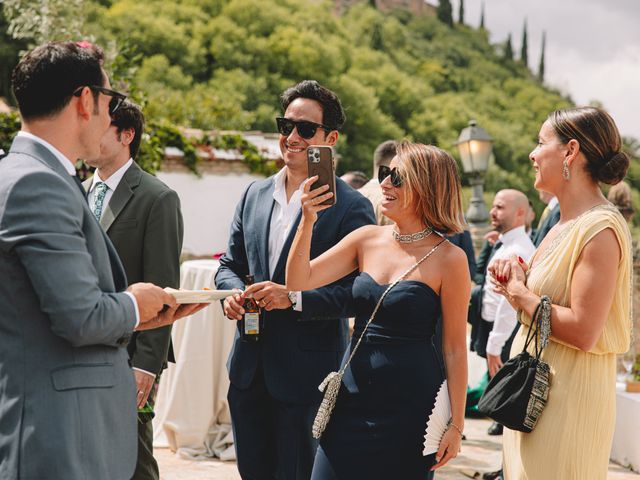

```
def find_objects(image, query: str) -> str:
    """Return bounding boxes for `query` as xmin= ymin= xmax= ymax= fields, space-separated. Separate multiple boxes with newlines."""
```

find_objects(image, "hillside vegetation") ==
xmin=2 ymin=0 xmax=638 ymax=212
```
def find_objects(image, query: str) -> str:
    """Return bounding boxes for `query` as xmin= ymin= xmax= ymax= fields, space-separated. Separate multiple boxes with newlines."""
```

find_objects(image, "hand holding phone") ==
xmin=307 ymin=146 xmax=336 ymax=206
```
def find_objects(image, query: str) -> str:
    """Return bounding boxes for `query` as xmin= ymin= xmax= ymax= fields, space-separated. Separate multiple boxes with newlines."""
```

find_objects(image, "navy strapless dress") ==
xmin=311 ymin=272 xmax=443 ymax=480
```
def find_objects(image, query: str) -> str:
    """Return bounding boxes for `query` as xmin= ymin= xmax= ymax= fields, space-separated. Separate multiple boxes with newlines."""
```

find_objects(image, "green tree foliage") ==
xmin=0 ymin=8 xmax=26 ymax=102
xmin=538 ymin=31 xmax=546 ymax=83
xmin=521 ymin=19 xmax=528 ymax=67
xmin=504 ymin=33 xmax=514 ymax=61
xmin=458 ymin=0 xmax=464 ymax=25
xmin=437 ymin=0 xmax=454 ymax=27
xmin=5 ymin=0 xmax=632 ymax=210
xmin=2 ymin=0 xmax=84 ymax=46
xmin=479 ymin=1 xmax=485 ymax=29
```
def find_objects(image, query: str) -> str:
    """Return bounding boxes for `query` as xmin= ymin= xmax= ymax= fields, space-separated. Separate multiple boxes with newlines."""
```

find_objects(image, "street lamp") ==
xmin=456 ymin=119 xmax=493 ymax=227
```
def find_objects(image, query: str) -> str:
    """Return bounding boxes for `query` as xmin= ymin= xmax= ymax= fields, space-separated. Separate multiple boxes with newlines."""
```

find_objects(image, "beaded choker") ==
xmin=392 ymin=226 xmax=433 ymax=243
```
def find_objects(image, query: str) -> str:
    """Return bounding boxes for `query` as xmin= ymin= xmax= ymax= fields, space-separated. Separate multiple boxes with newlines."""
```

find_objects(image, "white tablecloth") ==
xmin=610 ymin=385 xmax=640 ymax=471
xmin=153 ymin=259 xmax=237 ymax=460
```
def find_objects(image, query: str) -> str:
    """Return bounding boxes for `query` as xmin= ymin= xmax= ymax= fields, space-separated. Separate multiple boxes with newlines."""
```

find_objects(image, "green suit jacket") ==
xmin=85 ymin=162 xmax=183 ymax=374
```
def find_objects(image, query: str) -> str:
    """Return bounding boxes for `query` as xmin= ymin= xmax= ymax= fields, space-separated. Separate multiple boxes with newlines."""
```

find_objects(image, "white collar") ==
xmin=17 ymin=131 xmax=76 ymax=176
xmin=272 ymin=167 xmax=304 ymax=205
xmin=498 ymin=225 xmax=527 ymax=245
xmin=548 ymin=196 xmax=559 ymax=210
xmin=90 ymin=158 xmax=133 ymax=193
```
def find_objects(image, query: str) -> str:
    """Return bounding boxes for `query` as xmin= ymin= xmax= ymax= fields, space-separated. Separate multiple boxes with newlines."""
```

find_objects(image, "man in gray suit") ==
xmin=0 ymin=41 xmax=202 ymax=479
xmin=84 ymin=101 xmax=183 ymax=480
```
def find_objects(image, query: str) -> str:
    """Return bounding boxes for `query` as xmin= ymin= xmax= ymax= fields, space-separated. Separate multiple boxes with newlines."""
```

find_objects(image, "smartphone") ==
xmin=307 ymin=145 xmax=336 ymax=206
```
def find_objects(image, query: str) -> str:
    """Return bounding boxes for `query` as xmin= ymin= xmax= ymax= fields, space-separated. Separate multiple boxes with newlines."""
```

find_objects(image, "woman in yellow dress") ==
xmin=489 ymin=106 xmax=633 ymax=479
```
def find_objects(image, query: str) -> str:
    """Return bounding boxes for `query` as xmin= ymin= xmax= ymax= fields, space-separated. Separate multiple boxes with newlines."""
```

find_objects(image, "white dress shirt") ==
xmin=482 ymin=225 xmax=536 ymax=356
xmin=16 ymin=132 xmax=140 ymax=327
xmin=17 ymin=131 xmax=76 ymax=175
xmin=268 ymin=167 xmax=302 ymax=310
xmin=87 ymin=158 xmax=133 ymax=210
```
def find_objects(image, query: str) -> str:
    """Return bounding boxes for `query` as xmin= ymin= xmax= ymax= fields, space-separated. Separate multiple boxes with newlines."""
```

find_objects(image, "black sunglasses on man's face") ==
xmin=276 ymin=117 xmax=332 ymax=140
xmin=73 ymin=85 xmax=127 ymax=116
xmin=378 ymin=165 xmax=403 ymax=187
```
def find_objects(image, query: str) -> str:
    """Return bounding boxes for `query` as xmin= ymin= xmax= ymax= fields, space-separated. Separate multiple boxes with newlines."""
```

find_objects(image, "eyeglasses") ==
xmin=378 ymin=165 xmax=403 ymax=187
xmin=73 ymin=85 xmax=127 ymax=116
xmin=276 ymin=117 xmax=332 ymax=139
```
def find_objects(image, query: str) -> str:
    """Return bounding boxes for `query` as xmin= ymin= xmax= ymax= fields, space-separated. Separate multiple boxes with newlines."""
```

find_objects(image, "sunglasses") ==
xmin=276 ymin=117 xmax=332 ymax=139
xmin=378 ymin=165 xmax=403 ymax=187
xmin=73 ymin=85 xmax=127 ymax=116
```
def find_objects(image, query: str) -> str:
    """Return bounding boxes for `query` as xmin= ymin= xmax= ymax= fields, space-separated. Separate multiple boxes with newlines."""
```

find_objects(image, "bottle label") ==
xmin=244 ymin=312 xmax=260 ymax=334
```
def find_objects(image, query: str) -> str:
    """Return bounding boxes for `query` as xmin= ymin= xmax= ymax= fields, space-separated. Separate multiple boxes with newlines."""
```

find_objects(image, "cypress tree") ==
xmin=458 ymin=0 xmax=464 ymax=25
xmin=538 ymin=31 xmax=546 ymax=82
xmin=437 ymin=0 xmax=454 ymax=27
xmin=479 ymin=1 xmax=485 ymax=29
xmin=521 ymin=19 xmax=528 ymax=67
xmin=504 ymin=33 xmax=514 ymax=60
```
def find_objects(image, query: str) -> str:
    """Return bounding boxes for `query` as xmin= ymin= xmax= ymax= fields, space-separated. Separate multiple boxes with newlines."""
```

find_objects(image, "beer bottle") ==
xmin=241 ymin=274 xmax=261 ymax=342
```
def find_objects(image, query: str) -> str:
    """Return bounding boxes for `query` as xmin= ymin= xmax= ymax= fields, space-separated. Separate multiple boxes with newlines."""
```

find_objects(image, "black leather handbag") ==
xmin=478 ymin=302 xmax=550 ymax=433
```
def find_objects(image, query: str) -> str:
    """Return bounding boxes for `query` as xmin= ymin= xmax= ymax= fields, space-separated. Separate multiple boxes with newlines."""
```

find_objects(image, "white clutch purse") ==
xmin=422 ymin=379 xmax=451 ymax=456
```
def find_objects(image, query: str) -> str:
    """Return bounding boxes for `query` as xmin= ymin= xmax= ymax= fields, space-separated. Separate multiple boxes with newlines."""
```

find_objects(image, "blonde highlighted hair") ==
xmin=395 ymin=141 xmax=465 ymax=234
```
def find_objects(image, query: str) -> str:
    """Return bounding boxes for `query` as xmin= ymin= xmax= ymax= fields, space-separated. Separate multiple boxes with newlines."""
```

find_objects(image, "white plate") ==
xmin=165 ymin=288 xmax=236 ymax=304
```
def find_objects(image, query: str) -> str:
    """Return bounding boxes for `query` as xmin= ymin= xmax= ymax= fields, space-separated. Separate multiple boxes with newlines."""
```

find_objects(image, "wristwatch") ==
xmin=287 ymin=291 xmax=297 ymax=309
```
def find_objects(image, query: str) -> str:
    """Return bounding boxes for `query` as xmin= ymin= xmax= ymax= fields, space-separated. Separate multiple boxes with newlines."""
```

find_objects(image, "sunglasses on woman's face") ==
xmin=378 ymin=165 xmax=403 ymax=187
xmin=276 ymin=117 xmax=332 ymax=140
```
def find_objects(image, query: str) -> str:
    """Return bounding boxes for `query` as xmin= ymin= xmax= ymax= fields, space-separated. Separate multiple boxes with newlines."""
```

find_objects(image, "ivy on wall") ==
xmin=200 ymin=132 xmax=279 ymax=177
xmin=0 ymin=112 xmax=274 ymax=178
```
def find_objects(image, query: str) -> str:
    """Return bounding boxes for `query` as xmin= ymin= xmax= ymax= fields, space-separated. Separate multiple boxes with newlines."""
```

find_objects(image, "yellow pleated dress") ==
xmin=503 ymin=205 xmax=633 ymax=480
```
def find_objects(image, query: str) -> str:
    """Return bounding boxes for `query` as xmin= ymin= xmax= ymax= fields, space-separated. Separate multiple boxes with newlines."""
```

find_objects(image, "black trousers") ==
xmin=228 ymin=364 xmax=319 ymax=480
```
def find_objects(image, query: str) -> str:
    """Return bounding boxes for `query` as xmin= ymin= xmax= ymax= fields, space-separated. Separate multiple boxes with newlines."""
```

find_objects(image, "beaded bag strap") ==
xmin=338 ymin=236 xmax=448 ymax=375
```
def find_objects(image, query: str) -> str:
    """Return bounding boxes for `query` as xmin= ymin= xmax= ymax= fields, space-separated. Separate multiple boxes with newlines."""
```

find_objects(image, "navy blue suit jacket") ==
xmin=215 ymin=176 xmax=375 ymax=404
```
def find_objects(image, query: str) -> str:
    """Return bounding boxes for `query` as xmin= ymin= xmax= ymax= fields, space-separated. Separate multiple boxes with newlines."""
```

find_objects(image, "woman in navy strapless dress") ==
xmin=285 ymin=142 xmax=470 ymax=479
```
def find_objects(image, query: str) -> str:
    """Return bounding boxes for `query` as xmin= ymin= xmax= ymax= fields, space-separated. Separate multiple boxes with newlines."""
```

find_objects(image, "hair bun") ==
xmin=596 ymin=151 xmax=629 ymax=185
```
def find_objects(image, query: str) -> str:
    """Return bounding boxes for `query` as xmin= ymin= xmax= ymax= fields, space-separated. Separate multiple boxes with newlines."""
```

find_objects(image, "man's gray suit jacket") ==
xmin=0 ymin=136 xmax=138 ymax=480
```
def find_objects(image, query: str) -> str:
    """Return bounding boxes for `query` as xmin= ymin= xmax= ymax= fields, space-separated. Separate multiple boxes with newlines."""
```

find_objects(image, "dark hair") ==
xmin=341 ymin=171 xmax=369 ymax=189
xmin=547 ymin=107 xmax=629 ymax=185
xmin=280 ymin=80 xmax=346 ymax=131
xmin=11 ymin=41 xmax=106 ymax=121
xmin=111 ymin=101 xmax=145 ymax=159
xmin=373 ymin=140 xmax=397 ymax=169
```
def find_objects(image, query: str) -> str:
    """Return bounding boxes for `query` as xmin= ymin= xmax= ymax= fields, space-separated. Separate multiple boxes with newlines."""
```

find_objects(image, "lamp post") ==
xmin=456 ymin=119 xmax=493 ymax=227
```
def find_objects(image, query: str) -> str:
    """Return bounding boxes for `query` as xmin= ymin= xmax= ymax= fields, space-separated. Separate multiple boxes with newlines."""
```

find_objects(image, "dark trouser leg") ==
xmin=274 ymin=399 xmax=319 ymax=480
xmin=132 ymin=378 xmax=160 ymax=480
xmin=228 ymin=368 xmax=277 ymax=480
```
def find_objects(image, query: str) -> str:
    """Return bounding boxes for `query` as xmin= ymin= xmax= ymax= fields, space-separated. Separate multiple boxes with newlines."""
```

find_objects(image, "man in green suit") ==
xmin=84 ymin=101 xmax=183 ymax=480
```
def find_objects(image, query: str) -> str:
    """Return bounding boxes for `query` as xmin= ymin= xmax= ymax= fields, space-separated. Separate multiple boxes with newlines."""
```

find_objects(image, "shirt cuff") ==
xmin=132 ymin=367 xmax=156 ymax=378
xmin=485 ymin=333 xmax=503 ymax=356
xmin=293 ymin=291 xmax=302 ymax=312
xmin=124 ymin=291 xmax=141 ymax=328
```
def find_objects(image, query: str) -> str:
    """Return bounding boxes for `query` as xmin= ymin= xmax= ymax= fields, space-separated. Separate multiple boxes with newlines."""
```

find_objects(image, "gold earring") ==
xmin=562 ymin=160 xmax=570 ymax=180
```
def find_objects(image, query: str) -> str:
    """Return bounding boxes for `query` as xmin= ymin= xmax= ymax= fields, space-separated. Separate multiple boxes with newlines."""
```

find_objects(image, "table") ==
xmin=610 ymin=384 xmax=640 ymax=471
xmin=153 ymin=260 xmax=237 ymax=460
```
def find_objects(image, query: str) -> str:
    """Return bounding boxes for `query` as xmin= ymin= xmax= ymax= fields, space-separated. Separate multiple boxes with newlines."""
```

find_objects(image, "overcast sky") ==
xmin=457 ymin=0 xmax=640 ymax=141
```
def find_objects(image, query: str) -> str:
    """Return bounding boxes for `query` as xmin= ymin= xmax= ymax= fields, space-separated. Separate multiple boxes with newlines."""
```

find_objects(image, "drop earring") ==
xmin=562 ymin=160 xmax=570 ymax=180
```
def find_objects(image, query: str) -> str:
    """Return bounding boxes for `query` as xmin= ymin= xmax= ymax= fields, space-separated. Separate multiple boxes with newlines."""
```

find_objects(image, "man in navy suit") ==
xmin=215 ymin=80 xmax=375 ymax=480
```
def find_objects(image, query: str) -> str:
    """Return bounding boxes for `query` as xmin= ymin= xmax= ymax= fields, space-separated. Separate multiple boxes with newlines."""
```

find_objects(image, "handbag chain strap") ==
xmin=523 ymin=295 xmax=552 ymax=360
xmin=337 ymin=236 xmax=448 ymax=376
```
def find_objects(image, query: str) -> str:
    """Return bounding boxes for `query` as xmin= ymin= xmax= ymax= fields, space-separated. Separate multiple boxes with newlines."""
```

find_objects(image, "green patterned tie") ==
xmin=91 ymin=182 xmax=109 ymax=221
